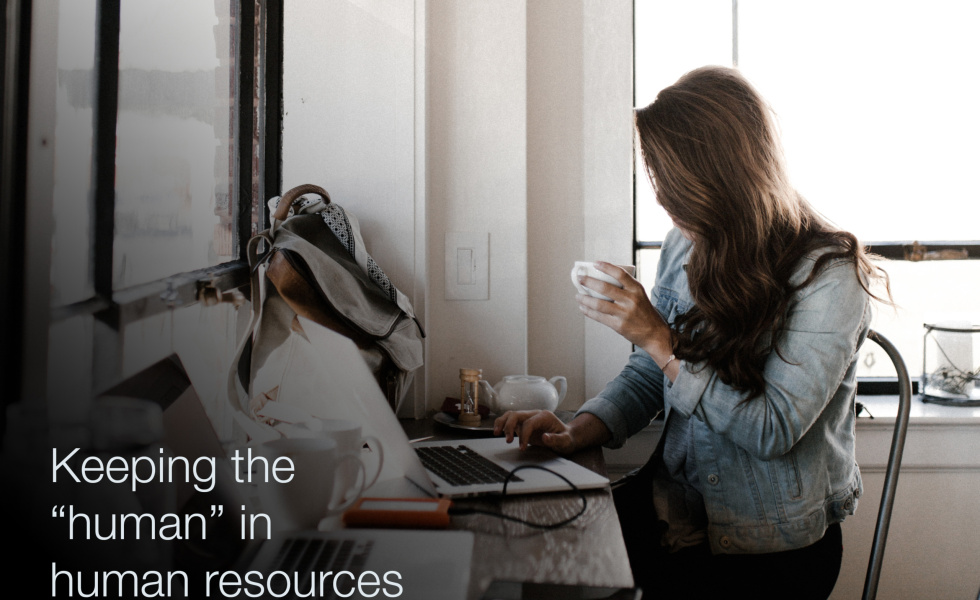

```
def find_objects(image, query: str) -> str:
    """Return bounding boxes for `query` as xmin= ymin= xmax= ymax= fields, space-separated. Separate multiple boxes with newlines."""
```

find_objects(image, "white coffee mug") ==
xmin=276 ymin=418 xmax=384 ymax=492
xmin=253 ymin=437 xmax=365 ymax=531
xmin=315 ymin=418 xmax=384 ymax=492
xmin=571 ymin=261 xmax=636 ymax=301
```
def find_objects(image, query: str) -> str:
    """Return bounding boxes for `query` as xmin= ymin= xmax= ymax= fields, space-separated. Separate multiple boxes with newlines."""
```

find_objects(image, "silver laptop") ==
xmin=412 ymin=437 xmax=609 ymax=498
xmin=241 ymin=528 xmax=473 ymax=600
xmin=128 ymin=354 xmax=475 ymax=600
xmin=294 ymin=317 xmax=609 ymax=499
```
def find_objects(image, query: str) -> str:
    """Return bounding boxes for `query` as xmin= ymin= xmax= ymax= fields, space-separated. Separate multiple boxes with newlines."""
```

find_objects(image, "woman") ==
xmin=494 ymin=66 xmax=889 ymax=598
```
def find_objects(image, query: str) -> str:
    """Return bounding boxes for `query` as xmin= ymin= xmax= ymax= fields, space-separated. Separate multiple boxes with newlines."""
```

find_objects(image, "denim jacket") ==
xmin=578 ymin=228 xmax=870 ymax=554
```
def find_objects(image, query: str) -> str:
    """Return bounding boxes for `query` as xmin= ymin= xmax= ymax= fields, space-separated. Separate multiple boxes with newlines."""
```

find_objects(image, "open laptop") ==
xmin=276 ymin=317 xmax=609 ymax=499
xmin=240 ymin=528 xmax=473 ymax=600
xmin=107 ymin=354 xmax=474 ymax=600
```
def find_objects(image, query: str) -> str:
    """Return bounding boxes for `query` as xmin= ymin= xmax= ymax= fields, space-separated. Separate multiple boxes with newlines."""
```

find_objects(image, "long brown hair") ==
xmin=635 ymin=66 xmax=888 ymax=398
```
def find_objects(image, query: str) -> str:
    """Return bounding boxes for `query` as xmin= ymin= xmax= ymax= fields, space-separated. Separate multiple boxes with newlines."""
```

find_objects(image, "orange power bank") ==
xmin=342 ymin=497 xmax=453 ymax=529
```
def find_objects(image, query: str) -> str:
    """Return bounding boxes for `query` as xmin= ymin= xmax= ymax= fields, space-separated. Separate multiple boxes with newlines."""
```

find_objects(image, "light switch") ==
xmin=457 ymin=248 xmax=474 ymax=284
xmin=445 ymin=232 xmax=489 ymax=300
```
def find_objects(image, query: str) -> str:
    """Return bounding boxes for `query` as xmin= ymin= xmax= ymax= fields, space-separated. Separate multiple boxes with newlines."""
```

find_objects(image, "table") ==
xmin=400 ymin=417 xmax=635 ymax=599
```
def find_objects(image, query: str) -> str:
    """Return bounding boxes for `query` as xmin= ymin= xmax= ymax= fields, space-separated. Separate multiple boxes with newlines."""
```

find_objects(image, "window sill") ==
xmin=50 ymin=260 xmax=250 ymax=328
xmin=855 ymin=393 xmax=980 ymax=424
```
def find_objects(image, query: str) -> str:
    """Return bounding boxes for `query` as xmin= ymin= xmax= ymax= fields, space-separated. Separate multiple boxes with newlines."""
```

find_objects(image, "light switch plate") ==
xmin=445 ymin=232 xmax=489 ymax=300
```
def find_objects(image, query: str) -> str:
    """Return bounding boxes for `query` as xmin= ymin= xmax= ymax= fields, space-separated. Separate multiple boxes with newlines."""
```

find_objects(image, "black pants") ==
xmin=614 ymin=474 xmax=843 ymax=599
xmin=636 ymin=523 xmax=843 ymax=599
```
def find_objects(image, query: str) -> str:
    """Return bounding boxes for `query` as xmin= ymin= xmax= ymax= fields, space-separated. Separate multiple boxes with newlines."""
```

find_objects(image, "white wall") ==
xmin=578 ymin=0 xmax=635 ymax=401
xmin=427 ymin=0 xmax=634 ymax=408
xmin=527 ymin=0 xmax=586 ymax=405
xmin=282 ymin=0 xmax=417 ymax=296
xmin=282 ymin=0 xmax=634 ymax=413
xmin=282 ymin=0 xmax=425 ymax=413
xmin=525 ymin=0 xmax=635 ymax=407
xmin=424 ymin=0 xmax=531 ymax=408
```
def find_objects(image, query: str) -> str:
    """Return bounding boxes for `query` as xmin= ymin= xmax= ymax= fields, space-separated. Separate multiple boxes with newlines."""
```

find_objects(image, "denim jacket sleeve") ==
xmin=666 ymin=254 xmax=871 ymax=460
xmin=577 ymin=349 xmax=665 ymax=448
xmin=574 ymin=230 xmax=684 ymax=448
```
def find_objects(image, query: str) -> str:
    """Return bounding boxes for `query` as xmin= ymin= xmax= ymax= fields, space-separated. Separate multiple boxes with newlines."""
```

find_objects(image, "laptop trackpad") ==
xmin=491 ymin=445 xmax=559 ymax=465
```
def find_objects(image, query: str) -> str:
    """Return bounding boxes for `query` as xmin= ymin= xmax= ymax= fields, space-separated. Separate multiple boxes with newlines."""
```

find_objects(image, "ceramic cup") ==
xmin=315 ymin=418 xmax=384 ymax=493
xmin=275 ymin=418 xmax=384 ymax=493
xmin=571 ymin=261 xmax=636 ymax=301
xmin=253 ymin=437 xmax=364 ymax=531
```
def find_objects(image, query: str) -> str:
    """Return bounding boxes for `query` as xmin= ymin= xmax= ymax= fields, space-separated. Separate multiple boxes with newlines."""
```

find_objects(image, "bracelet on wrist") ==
xmin=659 ymin=354 xmax=677 ymax=371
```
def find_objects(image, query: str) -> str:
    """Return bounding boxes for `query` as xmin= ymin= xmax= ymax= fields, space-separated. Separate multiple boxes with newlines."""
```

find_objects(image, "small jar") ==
xmin=921 ymin=322 xmax=980 ymax=404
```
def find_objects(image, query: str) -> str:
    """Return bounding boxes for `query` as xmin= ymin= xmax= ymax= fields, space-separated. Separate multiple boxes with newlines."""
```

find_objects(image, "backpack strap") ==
xmin=225 ymin=234 xmax=282 ymax=443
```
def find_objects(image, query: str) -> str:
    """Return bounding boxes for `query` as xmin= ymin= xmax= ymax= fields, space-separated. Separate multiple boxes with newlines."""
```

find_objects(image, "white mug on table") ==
xmin=252 ymin=437 xmax=365 ymax=532
xmin=314 ymin=418 xmax=384 ymax=492
xmin=276 ymin=417 xmax=384 ymax=493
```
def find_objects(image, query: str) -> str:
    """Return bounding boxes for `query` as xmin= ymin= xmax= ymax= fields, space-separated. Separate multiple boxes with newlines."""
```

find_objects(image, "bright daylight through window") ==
xmin=634 ymin=0 xmax=980 ymax=379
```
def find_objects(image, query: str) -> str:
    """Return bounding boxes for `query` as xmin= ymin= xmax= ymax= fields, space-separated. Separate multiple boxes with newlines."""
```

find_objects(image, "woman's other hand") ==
xmin=493 ymin=410 xmax=574 ymax=452
xmin=493 ymin=410 xmax=611 ymax=454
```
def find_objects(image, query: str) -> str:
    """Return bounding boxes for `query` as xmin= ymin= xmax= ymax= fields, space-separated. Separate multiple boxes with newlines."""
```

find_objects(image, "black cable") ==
xmin=447 ymin=464 xmax=588 ymax=530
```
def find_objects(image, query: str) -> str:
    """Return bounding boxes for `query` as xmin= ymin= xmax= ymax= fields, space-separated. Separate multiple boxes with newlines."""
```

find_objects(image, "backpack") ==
xmin=227 ymin=184 xmax=424 ymax=440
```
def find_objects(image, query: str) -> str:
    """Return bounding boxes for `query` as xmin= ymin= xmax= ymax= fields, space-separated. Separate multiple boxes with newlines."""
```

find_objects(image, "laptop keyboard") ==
xmin=269 ymin=538 xmax=373 ymax=598
xmin=415 ymin=445 xmax=523 ymax=486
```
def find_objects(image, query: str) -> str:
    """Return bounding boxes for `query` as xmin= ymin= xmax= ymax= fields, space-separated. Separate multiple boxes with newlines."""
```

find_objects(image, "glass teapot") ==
xmin=482 ymin=375 xmax=568 ymax=413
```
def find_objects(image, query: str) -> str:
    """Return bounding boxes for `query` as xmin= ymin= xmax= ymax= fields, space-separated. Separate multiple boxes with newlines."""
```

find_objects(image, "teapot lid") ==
xmin=502 ymin=375 xmax=546 ymax=383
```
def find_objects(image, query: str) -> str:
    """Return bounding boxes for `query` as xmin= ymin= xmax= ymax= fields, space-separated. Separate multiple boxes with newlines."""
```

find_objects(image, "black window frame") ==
xmin=1 ymin=0 xmax=34 ymax=439
xmin=1 ymin=0 xmax=284 ymax=430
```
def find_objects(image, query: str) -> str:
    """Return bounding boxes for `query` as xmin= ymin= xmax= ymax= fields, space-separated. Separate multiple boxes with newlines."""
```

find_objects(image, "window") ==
xmin=4 ymin=1 xmax=283 ymax=437
xmin=634 ymin=0 xmax=979 ymax=383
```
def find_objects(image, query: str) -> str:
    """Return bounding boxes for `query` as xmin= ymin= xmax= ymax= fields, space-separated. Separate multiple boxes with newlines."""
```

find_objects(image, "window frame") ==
xmin=1 ymin=0 xmax=34 ymax=440
xmin=637 ymin=240 xmax=980 ymax=260
xmin=2 ymin=0 xmax=284 ymax=430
